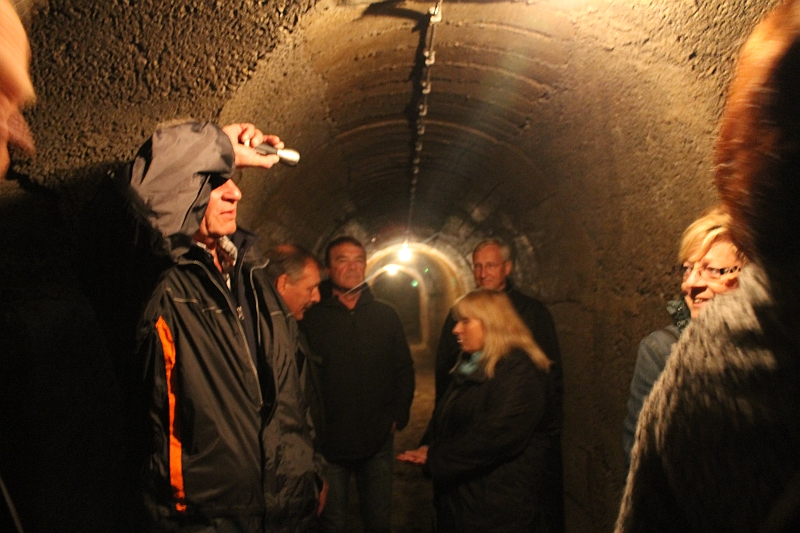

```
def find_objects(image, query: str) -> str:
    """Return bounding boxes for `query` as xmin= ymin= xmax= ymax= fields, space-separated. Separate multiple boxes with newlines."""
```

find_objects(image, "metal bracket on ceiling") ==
xmin=405 ymin=0 xmax=443 ymax=240
xmin=429 ymin=2 xmax=442 ymax=24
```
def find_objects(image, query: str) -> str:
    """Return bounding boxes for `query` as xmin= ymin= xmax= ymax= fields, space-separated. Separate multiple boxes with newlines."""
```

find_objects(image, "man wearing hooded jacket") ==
xmin=127 ymin=120 xmax=283 ymax=533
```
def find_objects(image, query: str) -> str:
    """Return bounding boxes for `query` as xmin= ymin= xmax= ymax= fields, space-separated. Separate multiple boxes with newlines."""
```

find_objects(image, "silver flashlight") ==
xmin=254 ymin=143 xmax=300 ymax=166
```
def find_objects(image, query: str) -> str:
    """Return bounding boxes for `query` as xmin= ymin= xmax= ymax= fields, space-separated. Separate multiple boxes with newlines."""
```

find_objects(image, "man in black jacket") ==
xmin=265 ymin=245 xmax=326 ymax=449
xmin=301 ymin=236 xmax=415 ymax=533
xmin=435 ymin=238 xmax=565 ymax=533
xmin=262 ymin=244 xmax=327 ymax=532
xmin=129 ymin=121 xmax=282 ymax=533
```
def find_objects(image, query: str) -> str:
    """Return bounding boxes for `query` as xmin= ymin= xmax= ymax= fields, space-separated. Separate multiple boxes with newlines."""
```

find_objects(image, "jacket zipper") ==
xmin=249 ymin=262 xmax=279 ymax=424
xmin=185 ymin=259 xmax=263 ymax=407
xmin=248 ymin=262 xmax=267 ymax=350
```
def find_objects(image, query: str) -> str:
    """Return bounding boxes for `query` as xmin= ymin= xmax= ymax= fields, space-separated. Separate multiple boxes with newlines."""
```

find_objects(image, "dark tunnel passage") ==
xmin=0 ymin=0 xmax=784 ymax=531
xmin=372 ymin=269 xmax=424 ymax=344
xmin=367 ymin=241 xmax=469 ymax=352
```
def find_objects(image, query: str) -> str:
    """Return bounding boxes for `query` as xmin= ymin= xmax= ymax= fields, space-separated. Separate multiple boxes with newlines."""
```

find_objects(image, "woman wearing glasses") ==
xmin=618 ymin=4 xmax=800 ymax=528
xmin=622 ymin=208 xmax=746 ymax=468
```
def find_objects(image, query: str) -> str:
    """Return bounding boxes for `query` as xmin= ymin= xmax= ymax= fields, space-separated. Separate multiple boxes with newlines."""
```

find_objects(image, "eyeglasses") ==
xmin=681 ymin=262 xmax=741 ymax=281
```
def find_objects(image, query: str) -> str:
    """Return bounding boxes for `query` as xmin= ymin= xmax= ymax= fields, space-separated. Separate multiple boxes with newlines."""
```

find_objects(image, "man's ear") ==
xmin=276 ymin=273 xmax=290 ymax=295
xmin=503 ymin=260 xmax=513 ymax=277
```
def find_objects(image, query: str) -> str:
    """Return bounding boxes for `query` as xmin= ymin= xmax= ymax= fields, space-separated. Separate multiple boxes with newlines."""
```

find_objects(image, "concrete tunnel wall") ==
xmin=0 ymin=0 xmax=782 ymax=531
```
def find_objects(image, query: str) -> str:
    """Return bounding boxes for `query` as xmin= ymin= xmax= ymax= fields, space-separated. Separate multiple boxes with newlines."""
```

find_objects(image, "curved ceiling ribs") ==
xmin=304 ymin=1 xmax=571 ymax=245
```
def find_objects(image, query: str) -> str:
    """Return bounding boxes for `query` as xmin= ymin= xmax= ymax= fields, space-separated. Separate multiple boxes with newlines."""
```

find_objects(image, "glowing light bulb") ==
xmin=385 ymin=264 xmax=400 ymax=276
xmin=398 ymin=242 xmax=412 ymax=262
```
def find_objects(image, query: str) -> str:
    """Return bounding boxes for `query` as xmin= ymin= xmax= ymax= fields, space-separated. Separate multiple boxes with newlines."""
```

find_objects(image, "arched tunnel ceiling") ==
xmin=18 ymin=0 xmax=778 ymax=376
xmin=224 ymin=0 xmax=573 ymax=247
xmin=23 ymin=0 xmax=775 ymax=261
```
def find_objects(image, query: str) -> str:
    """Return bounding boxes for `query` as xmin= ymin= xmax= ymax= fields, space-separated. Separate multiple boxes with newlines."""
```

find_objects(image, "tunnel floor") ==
xmin=346 ymin=345 xmax=436 ymax=533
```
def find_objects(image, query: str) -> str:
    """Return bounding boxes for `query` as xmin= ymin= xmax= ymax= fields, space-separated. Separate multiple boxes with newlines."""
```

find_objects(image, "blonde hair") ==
xmin=678 ymin=207 xmax=747 ymax=264
xmin=452 ymin=289 xmax=551 ymax=377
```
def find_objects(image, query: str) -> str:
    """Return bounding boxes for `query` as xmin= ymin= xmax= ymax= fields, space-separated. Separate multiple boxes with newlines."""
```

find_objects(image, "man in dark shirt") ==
xmin=302 ymin=236 xmax=415 ymax=533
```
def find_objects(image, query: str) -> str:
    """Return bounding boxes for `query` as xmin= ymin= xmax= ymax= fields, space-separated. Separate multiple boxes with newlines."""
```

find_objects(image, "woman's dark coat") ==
xmin=426 ymin=348 xmax=556 ymax=533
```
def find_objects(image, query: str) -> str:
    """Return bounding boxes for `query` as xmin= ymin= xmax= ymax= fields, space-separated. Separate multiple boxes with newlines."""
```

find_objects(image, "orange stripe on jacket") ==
xmin=155 ymin=317 xmax=187 ymax=513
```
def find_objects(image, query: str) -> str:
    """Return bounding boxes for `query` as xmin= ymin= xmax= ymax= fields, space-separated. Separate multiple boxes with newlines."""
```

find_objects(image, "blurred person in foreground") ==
xmin=399 ymin=289 xmax=556 ymax=533
xmin=1 ymin=2 xmax=34 ymax=531
xmin=622 ymin=208 xmax=745 ymax=468
xmin=616 ymin=1 xmax=800 ymax=532
xmin=0 ymin=0 xmax=35 ymax=178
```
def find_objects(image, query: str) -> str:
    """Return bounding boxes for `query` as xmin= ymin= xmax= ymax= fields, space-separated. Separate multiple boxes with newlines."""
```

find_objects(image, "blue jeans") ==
xmin=321 ymin=435 xmax=393 ymax=533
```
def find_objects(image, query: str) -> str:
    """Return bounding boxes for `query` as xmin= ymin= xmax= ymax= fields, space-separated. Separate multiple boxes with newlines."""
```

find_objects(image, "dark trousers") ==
xmin=320 ymin=436 xmax=394 ymax=533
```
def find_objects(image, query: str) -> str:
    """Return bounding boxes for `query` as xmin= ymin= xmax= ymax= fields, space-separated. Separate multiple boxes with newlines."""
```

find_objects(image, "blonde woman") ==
xmin=622 ymin=207 xmax=745 ymax=468
xmin=398 ymin=289 xmax=555 ymax=532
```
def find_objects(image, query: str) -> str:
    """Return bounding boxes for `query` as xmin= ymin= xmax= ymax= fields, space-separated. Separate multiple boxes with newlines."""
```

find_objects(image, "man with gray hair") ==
xmin=435 ymin=238 xmax=565 ymax=533
xmin=264 ymin=245 xmax=325 ymax=436
xmin=264 ymin=244 xmax=326 ymax=447
xmin=260 ymin=244 xmax=327 ymax=532
xmin=436 ymin=239 xmax=562 ymax=403
xmin=266 ymin=245 xmax=323 ymax=321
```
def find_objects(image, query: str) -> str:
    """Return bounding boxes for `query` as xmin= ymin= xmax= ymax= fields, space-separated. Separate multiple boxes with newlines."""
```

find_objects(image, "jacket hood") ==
xmin=124 ymin=121 xmax=236 ymax=259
